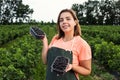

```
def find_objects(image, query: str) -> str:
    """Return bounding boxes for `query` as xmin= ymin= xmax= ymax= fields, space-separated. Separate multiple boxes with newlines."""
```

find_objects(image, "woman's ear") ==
xmin=74 ymin=20 xmax=78 ymax=26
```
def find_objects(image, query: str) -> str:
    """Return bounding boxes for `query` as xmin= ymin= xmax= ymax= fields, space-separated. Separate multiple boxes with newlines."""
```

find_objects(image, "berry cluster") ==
xmin=30 ymin=26 xmax=45 ymax=39
xmin=51 ymin=56 xmax=69 ymax=76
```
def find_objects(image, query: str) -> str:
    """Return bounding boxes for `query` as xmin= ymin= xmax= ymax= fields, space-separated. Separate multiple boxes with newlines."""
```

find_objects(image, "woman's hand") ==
xmin=65 ymin=64 xmax=73 ymax=72
xmin=42 ymin=35 xmax=47 ymax=42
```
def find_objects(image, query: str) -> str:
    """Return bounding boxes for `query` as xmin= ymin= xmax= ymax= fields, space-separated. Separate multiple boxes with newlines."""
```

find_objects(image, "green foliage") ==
xmin=0 ymin=25 xmax=29 ymax=47
xmin=0 ymin=24 xmax=120 ymax=80
xmin=72 ymin=0 xmax=120 ymax=25
xmin=0 ymin=0 xmax=33 ymax=24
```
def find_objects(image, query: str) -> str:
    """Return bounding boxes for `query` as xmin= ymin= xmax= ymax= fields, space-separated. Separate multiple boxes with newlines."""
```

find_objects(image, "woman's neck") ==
xmin=63 ymin=33 xmax=74 ymax=42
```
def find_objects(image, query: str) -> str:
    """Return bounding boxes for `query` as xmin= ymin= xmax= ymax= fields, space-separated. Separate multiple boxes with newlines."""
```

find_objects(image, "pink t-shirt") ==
xmin=49 ymin=35 xmax=92 ymax=79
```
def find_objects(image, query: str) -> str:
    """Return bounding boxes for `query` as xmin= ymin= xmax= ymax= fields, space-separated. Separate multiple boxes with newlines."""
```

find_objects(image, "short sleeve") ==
xmin=49 ymin=35 xmax=58 ymax=48
xmin=78 ymin=42 xmax=92 ymax=60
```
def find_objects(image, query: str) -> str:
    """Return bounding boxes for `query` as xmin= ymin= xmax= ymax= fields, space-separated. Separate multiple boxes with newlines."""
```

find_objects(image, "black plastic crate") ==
xmin=51 ymin=56 xmax=70 ymax=76
xmin=30 ymin=26 xmax=45 ymax=39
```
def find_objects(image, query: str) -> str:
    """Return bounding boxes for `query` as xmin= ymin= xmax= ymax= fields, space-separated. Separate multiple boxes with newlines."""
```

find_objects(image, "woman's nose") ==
xmin=62 ymin=19 xmax=67 ymax=23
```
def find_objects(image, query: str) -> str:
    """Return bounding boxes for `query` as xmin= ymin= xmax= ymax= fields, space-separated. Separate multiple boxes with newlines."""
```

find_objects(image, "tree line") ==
xmin=0 ymin=0 xmax=120 ymax=25
xmin=72 ymin=0 xmax=120 ymax=25
xmin=0 ymin=0 xmax=33 ymax=24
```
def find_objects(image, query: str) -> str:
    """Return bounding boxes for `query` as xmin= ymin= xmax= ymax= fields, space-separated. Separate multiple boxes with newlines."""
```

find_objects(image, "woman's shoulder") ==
xmin=75 ymin=36 xmax=86 ymax=42
xmin=49 ymin=34 xmax=59 ymax=47
xmin=50 ymin=34 xmax=61 ymax=43
xmin=75 ymin=36 xmax=89 ymax=47
xmin=52 ymin=34 xmax=59 ymax=40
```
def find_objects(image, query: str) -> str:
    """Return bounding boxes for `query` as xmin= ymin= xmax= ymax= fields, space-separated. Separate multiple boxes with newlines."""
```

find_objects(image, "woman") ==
xmin=42 ymin=9 xmax=92 ymax=80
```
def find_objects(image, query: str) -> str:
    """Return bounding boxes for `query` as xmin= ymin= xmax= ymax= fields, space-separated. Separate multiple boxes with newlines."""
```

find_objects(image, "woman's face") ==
xmin=59 ymin=12 xmax=76 ymax=34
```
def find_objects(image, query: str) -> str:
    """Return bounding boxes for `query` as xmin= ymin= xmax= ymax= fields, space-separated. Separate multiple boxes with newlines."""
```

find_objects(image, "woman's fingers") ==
xmin=65 ymin=64 xmax=72 ymax=72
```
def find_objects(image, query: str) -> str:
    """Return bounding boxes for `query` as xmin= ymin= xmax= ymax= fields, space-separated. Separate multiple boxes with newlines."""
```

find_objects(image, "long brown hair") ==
xmin=56 ymin=9 xmax=81 ymax=39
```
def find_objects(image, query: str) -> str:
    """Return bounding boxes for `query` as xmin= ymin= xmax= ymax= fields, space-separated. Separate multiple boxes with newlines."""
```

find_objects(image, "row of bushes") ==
xmin=0 ymin=25 xmax=57 ymax=80
xmin=82 ymin=29 xmax=120 ymax=45
xmin=0 ymin=24 xmax=120 ymax=79
xmin=0 ymin=25 xmax=29 ymax=46
xmin=0 ymin=34 xmax=45 ymax=80
xmin=82 ymin=26 xmax=120 ymax=79
xmin=86 ymin=37 xmax=120 ymax=73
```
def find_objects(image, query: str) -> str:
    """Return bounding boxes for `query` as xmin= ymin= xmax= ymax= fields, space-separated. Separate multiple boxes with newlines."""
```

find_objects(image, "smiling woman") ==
xmin=22 ymin=0 xmax=87 ymax=22
xmin=41 ymin=9 xmax=92 ymax=80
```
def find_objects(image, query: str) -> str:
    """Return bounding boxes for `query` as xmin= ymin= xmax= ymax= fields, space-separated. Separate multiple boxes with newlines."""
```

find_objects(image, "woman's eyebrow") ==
xmin=60 ymin=16 xmax=71 ymax=19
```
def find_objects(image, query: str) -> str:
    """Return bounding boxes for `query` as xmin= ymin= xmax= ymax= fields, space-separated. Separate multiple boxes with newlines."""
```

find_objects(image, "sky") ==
xmin=22 ymin=0 xmax=88 ymax=22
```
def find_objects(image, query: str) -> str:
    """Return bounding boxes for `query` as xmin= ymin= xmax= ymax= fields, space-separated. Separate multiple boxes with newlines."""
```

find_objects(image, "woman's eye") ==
xmin=59 ymin=19 xmax=63 ymax=22
xmin=67 ymin=18 xmax=71 ymax=20
xmin=59 ymin=18 xmax=71 ymax=22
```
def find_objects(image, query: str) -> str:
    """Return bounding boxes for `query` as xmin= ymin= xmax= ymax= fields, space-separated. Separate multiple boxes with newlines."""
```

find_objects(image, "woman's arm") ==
xmin=66 ymin=59 xmax=91 ymax=76
xmin=72 ymin=59 xmax=91 ymax=75
xmin=42 ymin=35 xmax=48 ymax=64
xmin=41 ymin=34 xmax=58 ymax=64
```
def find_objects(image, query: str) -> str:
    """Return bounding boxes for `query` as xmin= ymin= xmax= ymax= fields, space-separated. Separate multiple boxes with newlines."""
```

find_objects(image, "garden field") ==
xmin=0 ymin=24 xmax=120 ymax=80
